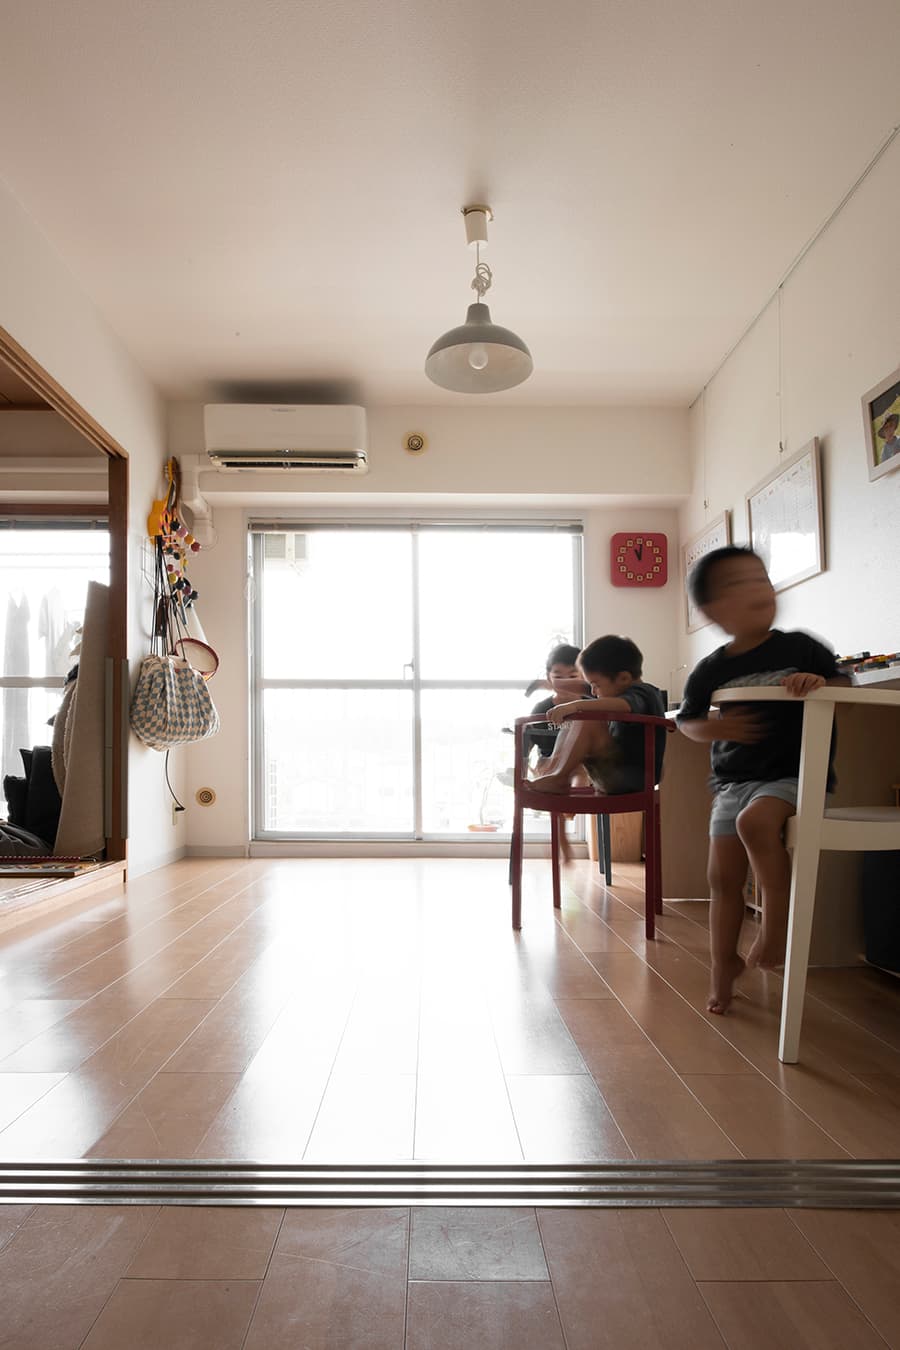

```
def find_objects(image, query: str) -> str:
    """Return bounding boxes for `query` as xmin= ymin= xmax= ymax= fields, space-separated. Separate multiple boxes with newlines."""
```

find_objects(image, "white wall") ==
xmin=183 ymin=508 xmax=252 ymax=852
xmin=173 ymin=399 xmax=688 ymax=850
xmin=184 ymin=500 xmax=681 ymax=851
xmin=0 ymin=178 xmax=184 ymax=875
xmin=169 ymin=403 xmax=691 ymax=499
xmin=679 ymin=132 xmax=900 ymax=673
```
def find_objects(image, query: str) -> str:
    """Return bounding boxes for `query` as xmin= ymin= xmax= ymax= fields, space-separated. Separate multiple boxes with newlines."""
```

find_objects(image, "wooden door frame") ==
xmin=0 ymin=323 xmax=129 ymax=862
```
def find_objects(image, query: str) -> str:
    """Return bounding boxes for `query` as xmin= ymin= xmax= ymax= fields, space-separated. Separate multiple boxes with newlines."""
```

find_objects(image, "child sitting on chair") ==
xmin=676 ymin=546 xmax=850 ymax=1016
xmin=523 ymin=643 xmax=590 ymax=762
xmin=534 ymin=635 xmax=666 ymax=794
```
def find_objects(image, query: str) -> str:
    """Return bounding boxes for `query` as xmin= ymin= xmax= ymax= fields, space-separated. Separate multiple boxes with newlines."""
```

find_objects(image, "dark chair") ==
xmin=505 ymin=720 xmax=611 ymax=886
xmin=509 ymin=706 xmax=674 ymax=937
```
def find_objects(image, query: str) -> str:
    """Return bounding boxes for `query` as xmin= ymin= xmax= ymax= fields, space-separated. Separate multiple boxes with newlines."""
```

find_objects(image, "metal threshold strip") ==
xmin=1 ymin=1160 xmax=899 ymax=1208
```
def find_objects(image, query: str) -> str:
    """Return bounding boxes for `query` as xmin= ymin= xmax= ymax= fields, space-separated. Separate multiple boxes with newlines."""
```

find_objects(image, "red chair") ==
xmin=509 ymin=706 xmax=674 ymax=937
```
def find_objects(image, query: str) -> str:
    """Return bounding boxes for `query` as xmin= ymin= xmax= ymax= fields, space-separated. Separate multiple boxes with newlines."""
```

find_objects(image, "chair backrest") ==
xmin=514 ymin=708 xmax=674 ymax=792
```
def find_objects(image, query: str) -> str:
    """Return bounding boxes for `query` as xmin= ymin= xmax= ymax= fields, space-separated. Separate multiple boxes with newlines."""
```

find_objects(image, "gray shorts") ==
xmin=583 ymin=753 xmax=644 ymax=796
xmin=709 ymin=778 xmax=798 ymax=836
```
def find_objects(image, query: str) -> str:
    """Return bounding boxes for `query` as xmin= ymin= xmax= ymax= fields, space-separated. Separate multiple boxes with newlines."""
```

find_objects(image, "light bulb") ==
xmin=467 ymin=345 xmax=489 ymax=371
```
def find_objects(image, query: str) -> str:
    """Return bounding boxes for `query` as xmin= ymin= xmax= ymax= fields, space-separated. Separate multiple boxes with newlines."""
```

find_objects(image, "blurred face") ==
xmin=702 ymin=554 xmax=776 ymax=637
xmin=547 ymin=661 xmax=579 ymax=687
xmin=581 ymin=668 xmax=631 ymax=699
xmin=878 ymin=416 xmax=898 ymax=440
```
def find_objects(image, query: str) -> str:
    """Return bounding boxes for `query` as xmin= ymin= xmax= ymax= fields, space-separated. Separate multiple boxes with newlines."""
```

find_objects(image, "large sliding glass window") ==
xmin=252 ymin=523 xmax=582 ymax=839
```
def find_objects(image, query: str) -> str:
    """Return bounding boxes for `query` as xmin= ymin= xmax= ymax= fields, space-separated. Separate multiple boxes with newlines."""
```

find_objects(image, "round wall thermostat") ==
xmin=405 ymin=433 xmax=426 ymax=454
xmin=196 ymin=787 xmax=217 ymax=807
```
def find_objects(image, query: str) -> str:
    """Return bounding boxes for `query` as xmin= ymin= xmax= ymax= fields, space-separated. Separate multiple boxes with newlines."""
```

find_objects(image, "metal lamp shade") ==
xmin=425 ymin=303 xmax=533 ymax=394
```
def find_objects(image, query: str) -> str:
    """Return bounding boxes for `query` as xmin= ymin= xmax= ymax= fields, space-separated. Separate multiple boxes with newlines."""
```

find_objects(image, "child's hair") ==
xmin=545 ymin=643 xmax=581 ymax=671
xmin=579 ymin=635 xmax=643 ymax=679
xmin=687 ymin=545 xmax=764 ymax=608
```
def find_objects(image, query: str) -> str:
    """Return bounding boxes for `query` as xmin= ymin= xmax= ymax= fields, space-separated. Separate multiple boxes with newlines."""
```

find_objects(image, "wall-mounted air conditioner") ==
xmin=203 ymin=404 xmax=368 ymax=472
xmin=263 ymin=532 xmax=308 ymax=569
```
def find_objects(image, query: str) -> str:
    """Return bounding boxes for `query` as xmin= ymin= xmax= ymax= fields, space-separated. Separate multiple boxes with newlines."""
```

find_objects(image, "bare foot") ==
xmin=707 ymin=955 xmax=746 ymax=1015
xmin=746 ymin=933 xmax=786 ymax=969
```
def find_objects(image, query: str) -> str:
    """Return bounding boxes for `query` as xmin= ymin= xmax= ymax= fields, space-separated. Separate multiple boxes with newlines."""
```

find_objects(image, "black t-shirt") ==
xmin=676 ymin=630 xmax=840 ymax=787
xmin=613 ymin=682 xmax=668 ymax=782
xmin=525 ymin=695 xmax=561 ymax=759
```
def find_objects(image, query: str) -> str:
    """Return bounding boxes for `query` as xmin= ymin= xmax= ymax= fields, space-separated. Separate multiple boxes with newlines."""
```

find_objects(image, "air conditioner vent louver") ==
xmin=203 ymin=405 xmax=368 ymax=474
xmin=207 ymin=450 xmax=367 ymax=473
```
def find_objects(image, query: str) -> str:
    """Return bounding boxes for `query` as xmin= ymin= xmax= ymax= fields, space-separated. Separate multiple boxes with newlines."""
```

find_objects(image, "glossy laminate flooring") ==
xmin=0 ymin=855 xmax=898 ymax=1164
xmin=1 ymin=857 xmax=899 ymax=1350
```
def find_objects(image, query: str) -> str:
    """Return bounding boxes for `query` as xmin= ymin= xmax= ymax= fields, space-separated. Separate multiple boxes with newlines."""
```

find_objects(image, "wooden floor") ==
xmin=1 ymin=857 xmax=899 ymax=1349
xmin=0 ymin=855 xmax=898 ymax=1162
xmin=1 ymin=1201 xmax=899 ymax=1348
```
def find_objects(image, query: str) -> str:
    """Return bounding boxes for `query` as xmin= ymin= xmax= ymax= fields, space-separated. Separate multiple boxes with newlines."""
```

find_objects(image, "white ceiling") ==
xmin=0 ymin=0 xmax=898 ymax=407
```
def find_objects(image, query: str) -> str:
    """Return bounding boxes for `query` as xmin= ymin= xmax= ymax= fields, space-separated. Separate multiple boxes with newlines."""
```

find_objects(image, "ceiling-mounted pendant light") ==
xmin=425 ymin=205 xmax=533 ymax=394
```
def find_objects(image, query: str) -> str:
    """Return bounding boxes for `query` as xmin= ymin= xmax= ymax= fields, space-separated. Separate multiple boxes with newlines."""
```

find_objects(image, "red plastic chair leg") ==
xmin=643 ymin=808 xmax=656 ymax=940
xmin=550 ymin=815 xmax=562 ymax=909
xmin=653 ymin=799 xmax=664 ymax=915
xmin=598 ymin=814 xmax=613 ymax=885
xmin=511 ymin=801 xmax=524 ymax=930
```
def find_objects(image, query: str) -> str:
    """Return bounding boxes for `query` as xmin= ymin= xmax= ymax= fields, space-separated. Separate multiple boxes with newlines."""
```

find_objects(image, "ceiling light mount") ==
xmin=425 ymin=204 xmax=533 ymax=395
xmin=461 ymin=204 xmax=493 ymax=249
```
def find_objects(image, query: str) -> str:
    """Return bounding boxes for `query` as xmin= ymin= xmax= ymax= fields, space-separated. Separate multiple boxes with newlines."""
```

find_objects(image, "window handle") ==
xmin=403 ymin=661 xmax=415 ymax=679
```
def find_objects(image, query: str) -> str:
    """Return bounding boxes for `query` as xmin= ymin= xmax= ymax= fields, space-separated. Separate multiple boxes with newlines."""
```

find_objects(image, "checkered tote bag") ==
xmin=130 ymin=654 xmax=220 ymax=751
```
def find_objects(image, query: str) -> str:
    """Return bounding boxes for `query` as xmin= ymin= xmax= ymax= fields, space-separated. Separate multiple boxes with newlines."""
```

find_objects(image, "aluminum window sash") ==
xmin=0 ymin=518 xmax=108 ymax=530
xmin=250 ymin=521 xmax=583 ymax=534
xmin=255 ymin=830 xmax=419 ymax=842
xmin=250 ymin=533 xmax=268 ymax=841
xmin=411 ymin=527 xmax=423 ymax=839
xmin=0 ymin=677 xmax=66 ymax=688
xmin=257 ymin=679 xmax=546 ymax=691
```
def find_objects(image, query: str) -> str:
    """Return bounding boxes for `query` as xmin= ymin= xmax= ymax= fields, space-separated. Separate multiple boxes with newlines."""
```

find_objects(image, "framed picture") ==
xmin=862 ymin=365 xmax=900 ymax=482
xmin=746 ymin=439 xmax=824 ymax=594
xmin=682 ymin=511 xmax=731 ymax=632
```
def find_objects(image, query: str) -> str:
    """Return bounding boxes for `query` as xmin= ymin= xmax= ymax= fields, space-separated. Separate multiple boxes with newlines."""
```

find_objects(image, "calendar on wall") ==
xmin=681 ymin=511 xmax=731 ymax=633
xmin=746 ymin=439 xmax=824 ymax=594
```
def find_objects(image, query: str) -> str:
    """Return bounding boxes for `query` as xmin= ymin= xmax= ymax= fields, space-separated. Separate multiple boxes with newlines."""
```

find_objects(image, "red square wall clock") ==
xmin=610 ymin=532 xmax=668 ymax=587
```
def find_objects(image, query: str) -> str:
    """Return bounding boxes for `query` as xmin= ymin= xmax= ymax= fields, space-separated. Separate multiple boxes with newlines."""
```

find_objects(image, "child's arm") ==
xmin=782 ymin=671 xmax=852 ymax=695
xmin=677 ymin=708 xmax=767 ymax=744
xmin=524 ymin=677 xmax=552 ymax=698
xmin=781 ymin=634 xmax=853 ymax=695
xmin=546 ymin=696 xmax=629 ymax=726
xmin=550 ymin=677 xmax=592 ymax=700
xmin=677 ymin=658 xmax=767 ymax=743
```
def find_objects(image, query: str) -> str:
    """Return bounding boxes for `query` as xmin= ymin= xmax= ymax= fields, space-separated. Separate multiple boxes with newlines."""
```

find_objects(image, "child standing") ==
xmin=676 ymin=546 xmax=849 ymax=1014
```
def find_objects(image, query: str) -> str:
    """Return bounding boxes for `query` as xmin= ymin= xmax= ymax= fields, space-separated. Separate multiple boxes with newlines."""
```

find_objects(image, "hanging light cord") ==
xmin=471 ymin=242 xmax=493 ymax=300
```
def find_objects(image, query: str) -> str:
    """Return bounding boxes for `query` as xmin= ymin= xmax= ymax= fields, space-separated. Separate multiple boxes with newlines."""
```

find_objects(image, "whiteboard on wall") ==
xmin=746 ymin=439 xmax=824 ymax=593
xmin=682 ymin=511 xmax=731 ymax=633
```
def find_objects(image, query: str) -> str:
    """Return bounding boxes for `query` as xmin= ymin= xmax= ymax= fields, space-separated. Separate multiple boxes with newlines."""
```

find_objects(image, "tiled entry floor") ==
xmin=1 ymin=1202 xmax=899 ymax=1348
